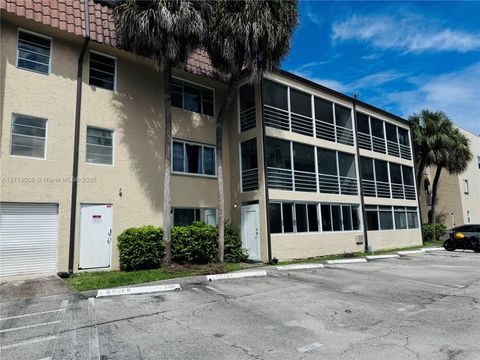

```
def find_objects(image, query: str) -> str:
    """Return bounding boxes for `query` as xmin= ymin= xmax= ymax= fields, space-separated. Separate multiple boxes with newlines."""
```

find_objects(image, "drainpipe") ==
xmin=352 ymin=96 xmax=369 ymax=252
xmin=68 ymin=0 xmax=90 ymax=273
xmin=260 ymin=78 xmax=273 ymax=263
xmin=409 ymin=126 xmax=426 ymax=244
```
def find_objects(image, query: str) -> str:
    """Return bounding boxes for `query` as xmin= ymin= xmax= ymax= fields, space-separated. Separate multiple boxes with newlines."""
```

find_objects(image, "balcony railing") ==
xmin=293 ymin=170 xmax=316 ymax=192
xmin=318 ymin=173 xmax=339 ymax=194
xmin=387 ymin=140 xmax=400 ymax=157
xmin=359 ymin=132 xmax=413 ymax=160
xmin=264 ymin=105 xmax=289 ymax=131
xmin=372 ymin=135 xmax=386 ymax=154
xmin=240 ymin=107 xmax=256 ymax=132
xmin=316 ymin=120 xmax=335 ymax=142
xmin=336 ymin=126 xmax=354 ymax=146
xmin=267 ymin=167 xmax=293 ymax=191
xmin=358 ymin=132 xmax=372 ymax=151
xmin=391 ymin=183 xmax=404 ymax=199
xmin=241 ymin=168 xmax=258 ymax=192
xmin=362 ymin=179 xmax=416 ymax=200
xmin=362 ymin=179 xmax=376 ymax=197
xmin=400 ymin=144 xmax=412 ymax=160
xmin=340 ymin=176 xmax=358 ymax=195
xmin=291 ymin=112 xmax=314 ymax=137
xmin=404 ymin=185 xmax=416 ymax=200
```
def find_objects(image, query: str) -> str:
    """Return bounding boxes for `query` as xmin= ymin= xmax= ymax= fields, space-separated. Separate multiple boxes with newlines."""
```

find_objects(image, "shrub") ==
xmin=422 ymin=223 xmax=447 ymax=242
xmin=224 ymin=222 xmax=248 ymax=262
xmin=117 ymin=226 xmax=164 ymax=271
xmin=172 ymin=222 xmax=218 ymax=264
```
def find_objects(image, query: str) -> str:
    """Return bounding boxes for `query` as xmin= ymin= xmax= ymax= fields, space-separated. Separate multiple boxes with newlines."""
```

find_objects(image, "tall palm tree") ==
xmin=204 ymin=0 xmax=299 ymax=262
xmin=114 ymin=0 xmax=205 ymax=265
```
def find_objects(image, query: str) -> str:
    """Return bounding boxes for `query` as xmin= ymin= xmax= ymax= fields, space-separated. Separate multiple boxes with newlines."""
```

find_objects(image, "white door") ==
xmin=0 ymin=203 xmax=59 ymax=276
xmin=79 ymin=204 xmax=112 ymax=269
xmin=241 ymin=204 xmax=261 ymax=261
xmin=204 ymin=208 xmax=217 ymax=226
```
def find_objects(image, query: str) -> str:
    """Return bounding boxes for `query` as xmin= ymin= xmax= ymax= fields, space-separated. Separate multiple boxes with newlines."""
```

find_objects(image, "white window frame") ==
xmin=16 ymin=28 xmax=52 ymax=75
xmin=172 ymin=76 xmax=215 ymax=117
xmin=171 ymin=139 xmax=217 ymax=178
xmin=88 ymin=50 xmax=117 ymax=92
xmin=463 ymin=179 xmax=469 ymax=194
xmin=85 ymin=125 xmax=115 ymax=166
xmin=9 ymin=113 xmax=48 ymax=160
xmin=466 ymin=211 xmax=472 ymax=224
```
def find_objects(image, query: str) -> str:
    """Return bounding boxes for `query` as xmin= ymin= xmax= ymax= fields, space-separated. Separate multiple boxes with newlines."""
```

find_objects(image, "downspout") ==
xmin=409 ymin=126 xmax=426 ymax=244
xmin=260 ymin=78 xmax=273 ymax=263
xmin=68 ymin=0 xmax=90 ymax=273
xmin=352 ymin=96 xmax=369 ymax=252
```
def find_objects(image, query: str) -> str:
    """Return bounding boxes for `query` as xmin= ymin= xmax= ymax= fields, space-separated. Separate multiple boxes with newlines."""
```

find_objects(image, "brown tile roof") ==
xmin=1 ymin=0 xmax=218 ymax=79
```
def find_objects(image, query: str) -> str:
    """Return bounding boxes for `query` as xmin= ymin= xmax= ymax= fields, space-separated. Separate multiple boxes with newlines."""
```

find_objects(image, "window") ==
xmin=379 ymin=206 xmax=394 ymax=230
xmin=385 ymin=123 xmax=398 ymax=142
xmin=171 ymin=78 xmax=214 ymax=116
xmin=241 ymin=138 xmax=258 ymax=192
xmin=360 ymin=157 xmax=375 ymax=180
xmin=172 ymin=140 xmax=216 ymax=176
xmin=342 ymin=205 xmax=353 ymax=230
xmin=17 ymin=30 xmax=51 ymax=74
xmin=269 ymin=203 xmax=282 ymax=234
xmin=321 ymin=204 xmax=332 ymax=231
xmin=407 ymin=208 xmax=419 ymax=229
xmin=203 ymin=209 xmax=217 ymax=226
xmin=314 ymin=97 xmax=333 ymax=123
xmin=466 ymin=211 xmax=472 ymax=224
xmin=295 ymin=204 xmax=308 ymax=232
xmin=365 ymin=206 xmax=379 ymax=231
xmin=477 ymin=156 xmax=480 ymax=170
xmin=265 ymin=137 xmax=291 ymax=169
xmin=293 ymin=142 xmax=315 ymax=172
xmin=464 ymin=179 xmax=469 ymax=194
xmin=263 ymin=79 xmax=288 ymax=110
xmin=282 ymin=203 xmax=294 ymax=233
xmin=321 ymin=204 xmax=360 ymax=232
xmin=89 ymin=52 xmax=115 ymax=90
xmin=86 ymin=127 xmax=114 ymax=165
xmin=390 ymin=163 xmax=402 ymax=184
xmin=356 ymin=113 xmax=370 ymax=134
xmin=338 ymin=153 xmax=356 ymax=178
xmin=394 ymin=207 xmax=407 ymax=229
xmin=318 ymin=148 xmax=337 ymax=175
xmin=402 ymin=166 xmax=414 ymax=186
xmin=398 ymin=128 xmax=409 ymax=146
xmin=239 ymin=84 xmax=256 ymax=132
xmin=10 ymin=114 xmax=47 ymax=158
xmin=290 ymin=89 xmax=312 ymax=117
xmin=370 ymin=118 xmax=384 ymax=139
xmin=335 ymin=105 xmax=352 ymax=129
xmin=308 ymin=204 xmax=319 ymax=232
xmin=173 ymin=208 xmax=200 ymax=226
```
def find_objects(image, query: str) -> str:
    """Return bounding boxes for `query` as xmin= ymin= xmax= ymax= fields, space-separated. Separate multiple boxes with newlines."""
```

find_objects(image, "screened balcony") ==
xmin=239 ymin=84 xmax=256 ymax=132
xmin=240 ymin=138 xmax=259 ymax=192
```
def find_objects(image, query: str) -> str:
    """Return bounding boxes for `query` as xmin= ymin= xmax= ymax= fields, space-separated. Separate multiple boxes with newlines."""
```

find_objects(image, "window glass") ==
xmin=342 ymin=205 xmax=353 ymax=230
xmin=183 ymin=84 xmax=201 ymax=113
xmin=172 ymin=142 xmax=185 ymax=172
xmin=356 ymin=113 xmax=370 ymax=134
xmin=386 ymin=123 xmax=397 ymax=142
xmin=456 ymin=225 xmax=475 ymax=232
xmin=290 ymin=89 xmax=311 ymax=117
xmin=321 ymin=204 xmax=332 ymax=231
xmin=241 ymin=138 xmax=258 ymax=171
xmin=265 ymin=137 xmax=291 ymax=169
xmin=332 ymin=205 xmax=342 ymax=231
xmin=263 ymin=79 xmax=288 ymax=110
xmin=172 ymin=79 xmax=183 ymax=107
xmin=295 ymin=204 xmax=308 ymax=232
xmin=318 ymin=148 xmax=337 ymax=175
xmin=335 ymin=105 xmax=352 ymax=129
xmin=171 ymin=79 xmax=213 ymax=116
xmin=173 ymin=208 xmax=199 ymax=226
xmin=203 ymin=147 xmax=215 ymax=175
xmin=282 ymin=203 xmax=294 ymax=233
xmin=89 ymin=52 xmax=115 ymax=90
xmin=407 ymin=209 xmax=419 ymax=229
xmin=293 ymin=142 xmax=315 ymax=172
xmin=366 ymin=208 xmax=379 ymax=231
xmin=360 ymin=157 xmax=374 ymax=180
xmin=338 ymin=152 xmax=356 ymax=178
xmin=379 ymin=207 xmax=394 ymax=230
xmin=203 ymin=209 xmax=217 ymax=226
xmin=351 ymin=206 xmax=360 ymax=230
xmin=398 ymin=128 xmax=409 ymax=145
xmin=374 ymin=160 xmax=389 ymax=182
xmin=185 ymin=143 xmax=202 ymax=174
xmin=314 ymin=97 xmax=333 ymax=123
xmin=269 ymin=203 xmax=282 ymax=234
xmin=240 ymin=84 xmax=255 ymax=112
xmin=86 ymin=126 xmax=113 ymax=165
xmin=202 ymin=89 xmax=214 ymax=116
xmin=389 ymin=163 xmax=402 ymax=184
xmin=11 ymin=115 xmax=47 ymax=158
xmin=17 ymin=31 xmax=51 ymax=74
xmin=402 ymin=166 xmax=414 ymax=186
xmin=307 ymin=204 xmax=319 ymax=232
xmin=370 ymin=118 xmax=384 ymax=138
xmin=394 ymin=207 xmax=407 ymax=229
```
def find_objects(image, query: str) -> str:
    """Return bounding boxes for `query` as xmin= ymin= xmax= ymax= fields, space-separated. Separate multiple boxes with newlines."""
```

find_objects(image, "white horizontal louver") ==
xmin=0 ymin=203 xmax=58 ymax=276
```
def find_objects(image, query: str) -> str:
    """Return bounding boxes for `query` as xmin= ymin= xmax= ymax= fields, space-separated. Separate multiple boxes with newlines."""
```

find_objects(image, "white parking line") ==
xmin=0 ymin=335 xmax=56 ymax=350
xmin=88 ymin=298 xmax=100 ymax=360
xmin=277 ymin=263 xmax=325 ymax=271
xmin=42 ymin=300 xmax=69 ymax=359
xmin=0 ymin=320 xmax=61 ymax=333
xmin=297 ymin=342 xmax=323 ymax=353
xmin=0 ymin=308 xmax=63 ymax=321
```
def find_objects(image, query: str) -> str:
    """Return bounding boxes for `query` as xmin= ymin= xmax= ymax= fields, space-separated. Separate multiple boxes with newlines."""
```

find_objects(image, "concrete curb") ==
xmin=397 ymin=249 xmax=425 ymax=255
xmin=326 ymin=258 xmax=367 ymax=264
xmin=423 ymin=247 xmax=445 ymax=252
xmin=366 ymin=254 xmax=400 ymax=260
xmin=206 ymin=270 xmax=267 ymax=281
xmin=96 ymin=283 xmax=181 ymax=297
xmin=276 ymin=263 xmax=325 ymax=271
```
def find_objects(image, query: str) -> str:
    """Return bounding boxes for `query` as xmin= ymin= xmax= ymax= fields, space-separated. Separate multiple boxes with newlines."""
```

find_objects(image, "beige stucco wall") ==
xmin=1 ymin=18 xmax=231 ymax=272
xmin=367 ymin=229 xmax=422 ymax=250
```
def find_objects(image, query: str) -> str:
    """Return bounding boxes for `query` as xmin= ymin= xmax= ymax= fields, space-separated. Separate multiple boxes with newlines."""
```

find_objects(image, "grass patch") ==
xmin=66 ymin=262 xmax=244 ymax=292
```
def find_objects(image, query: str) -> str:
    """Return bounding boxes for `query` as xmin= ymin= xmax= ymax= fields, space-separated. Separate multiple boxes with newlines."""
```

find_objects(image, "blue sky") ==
xmin=282 ymin=1 xmax=480 ymax=134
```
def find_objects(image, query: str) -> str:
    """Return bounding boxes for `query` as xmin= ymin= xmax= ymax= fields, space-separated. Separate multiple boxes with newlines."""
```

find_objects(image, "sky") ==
xmin=281 ymin=1 xmax=480 ymax=134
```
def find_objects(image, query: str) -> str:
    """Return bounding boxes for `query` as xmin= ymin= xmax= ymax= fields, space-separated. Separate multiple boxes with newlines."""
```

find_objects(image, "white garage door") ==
xmin=0 ymin=203 xmax=59 ymax=277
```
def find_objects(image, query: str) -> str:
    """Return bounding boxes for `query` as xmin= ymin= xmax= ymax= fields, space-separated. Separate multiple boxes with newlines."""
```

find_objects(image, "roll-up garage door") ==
xmin=0 ymin=203 xmax=59 ymax=276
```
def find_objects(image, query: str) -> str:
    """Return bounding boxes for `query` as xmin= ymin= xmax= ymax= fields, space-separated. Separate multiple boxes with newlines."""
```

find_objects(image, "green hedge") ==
xmin=422 ymin=223 xmax=447 ymax=241
xmin=117 ymin=222 xmax=247 ymax=271
xmin=117 ymin=225 xmax=164 ymax=271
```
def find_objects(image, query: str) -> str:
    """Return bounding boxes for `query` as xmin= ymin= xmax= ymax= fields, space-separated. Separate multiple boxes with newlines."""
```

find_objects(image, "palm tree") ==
xmin=204 ymin=0 xmax=299 ymax=262
xmin=114 ymin=0 xmax=205 ymax=265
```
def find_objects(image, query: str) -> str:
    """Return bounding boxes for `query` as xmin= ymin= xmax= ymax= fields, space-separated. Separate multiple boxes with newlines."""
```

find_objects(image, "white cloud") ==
xmin=332 ymin=14 xmax=480 ymax=53
xmin=386 ymin=62 xmax=480 ymax=134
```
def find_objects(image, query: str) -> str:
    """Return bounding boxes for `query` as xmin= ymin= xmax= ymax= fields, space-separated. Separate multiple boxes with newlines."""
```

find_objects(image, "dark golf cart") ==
xmin=443 ymin=224 xmax=480 ymax=252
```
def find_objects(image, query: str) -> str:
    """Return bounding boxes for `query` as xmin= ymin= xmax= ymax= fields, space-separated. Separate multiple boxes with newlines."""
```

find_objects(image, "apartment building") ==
xmin=0 ymin=1 xmax=422 ymax=277
xmin=419 ymin=126 xmax=480 ymax=228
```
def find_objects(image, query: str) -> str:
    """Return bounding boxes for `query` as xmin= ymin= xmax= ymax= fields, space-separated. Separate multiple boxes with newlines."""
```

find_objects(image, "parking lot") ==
xmin=1 ymin=250 xmax=479 ymax=360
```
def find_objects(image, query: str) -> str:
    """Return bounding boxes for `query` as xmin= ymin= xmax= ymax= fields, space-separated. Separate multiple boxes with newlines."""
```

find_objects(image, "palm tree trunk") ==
xmin=216 ymin=71 xmax=241 ymax=262
xmin=162 ymin=64 xmax=173 ymax=266
xmin=428 ymin=166 xmax=442 ymax=231
xmin=416 ymin=159 xmax=425 ymax=194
